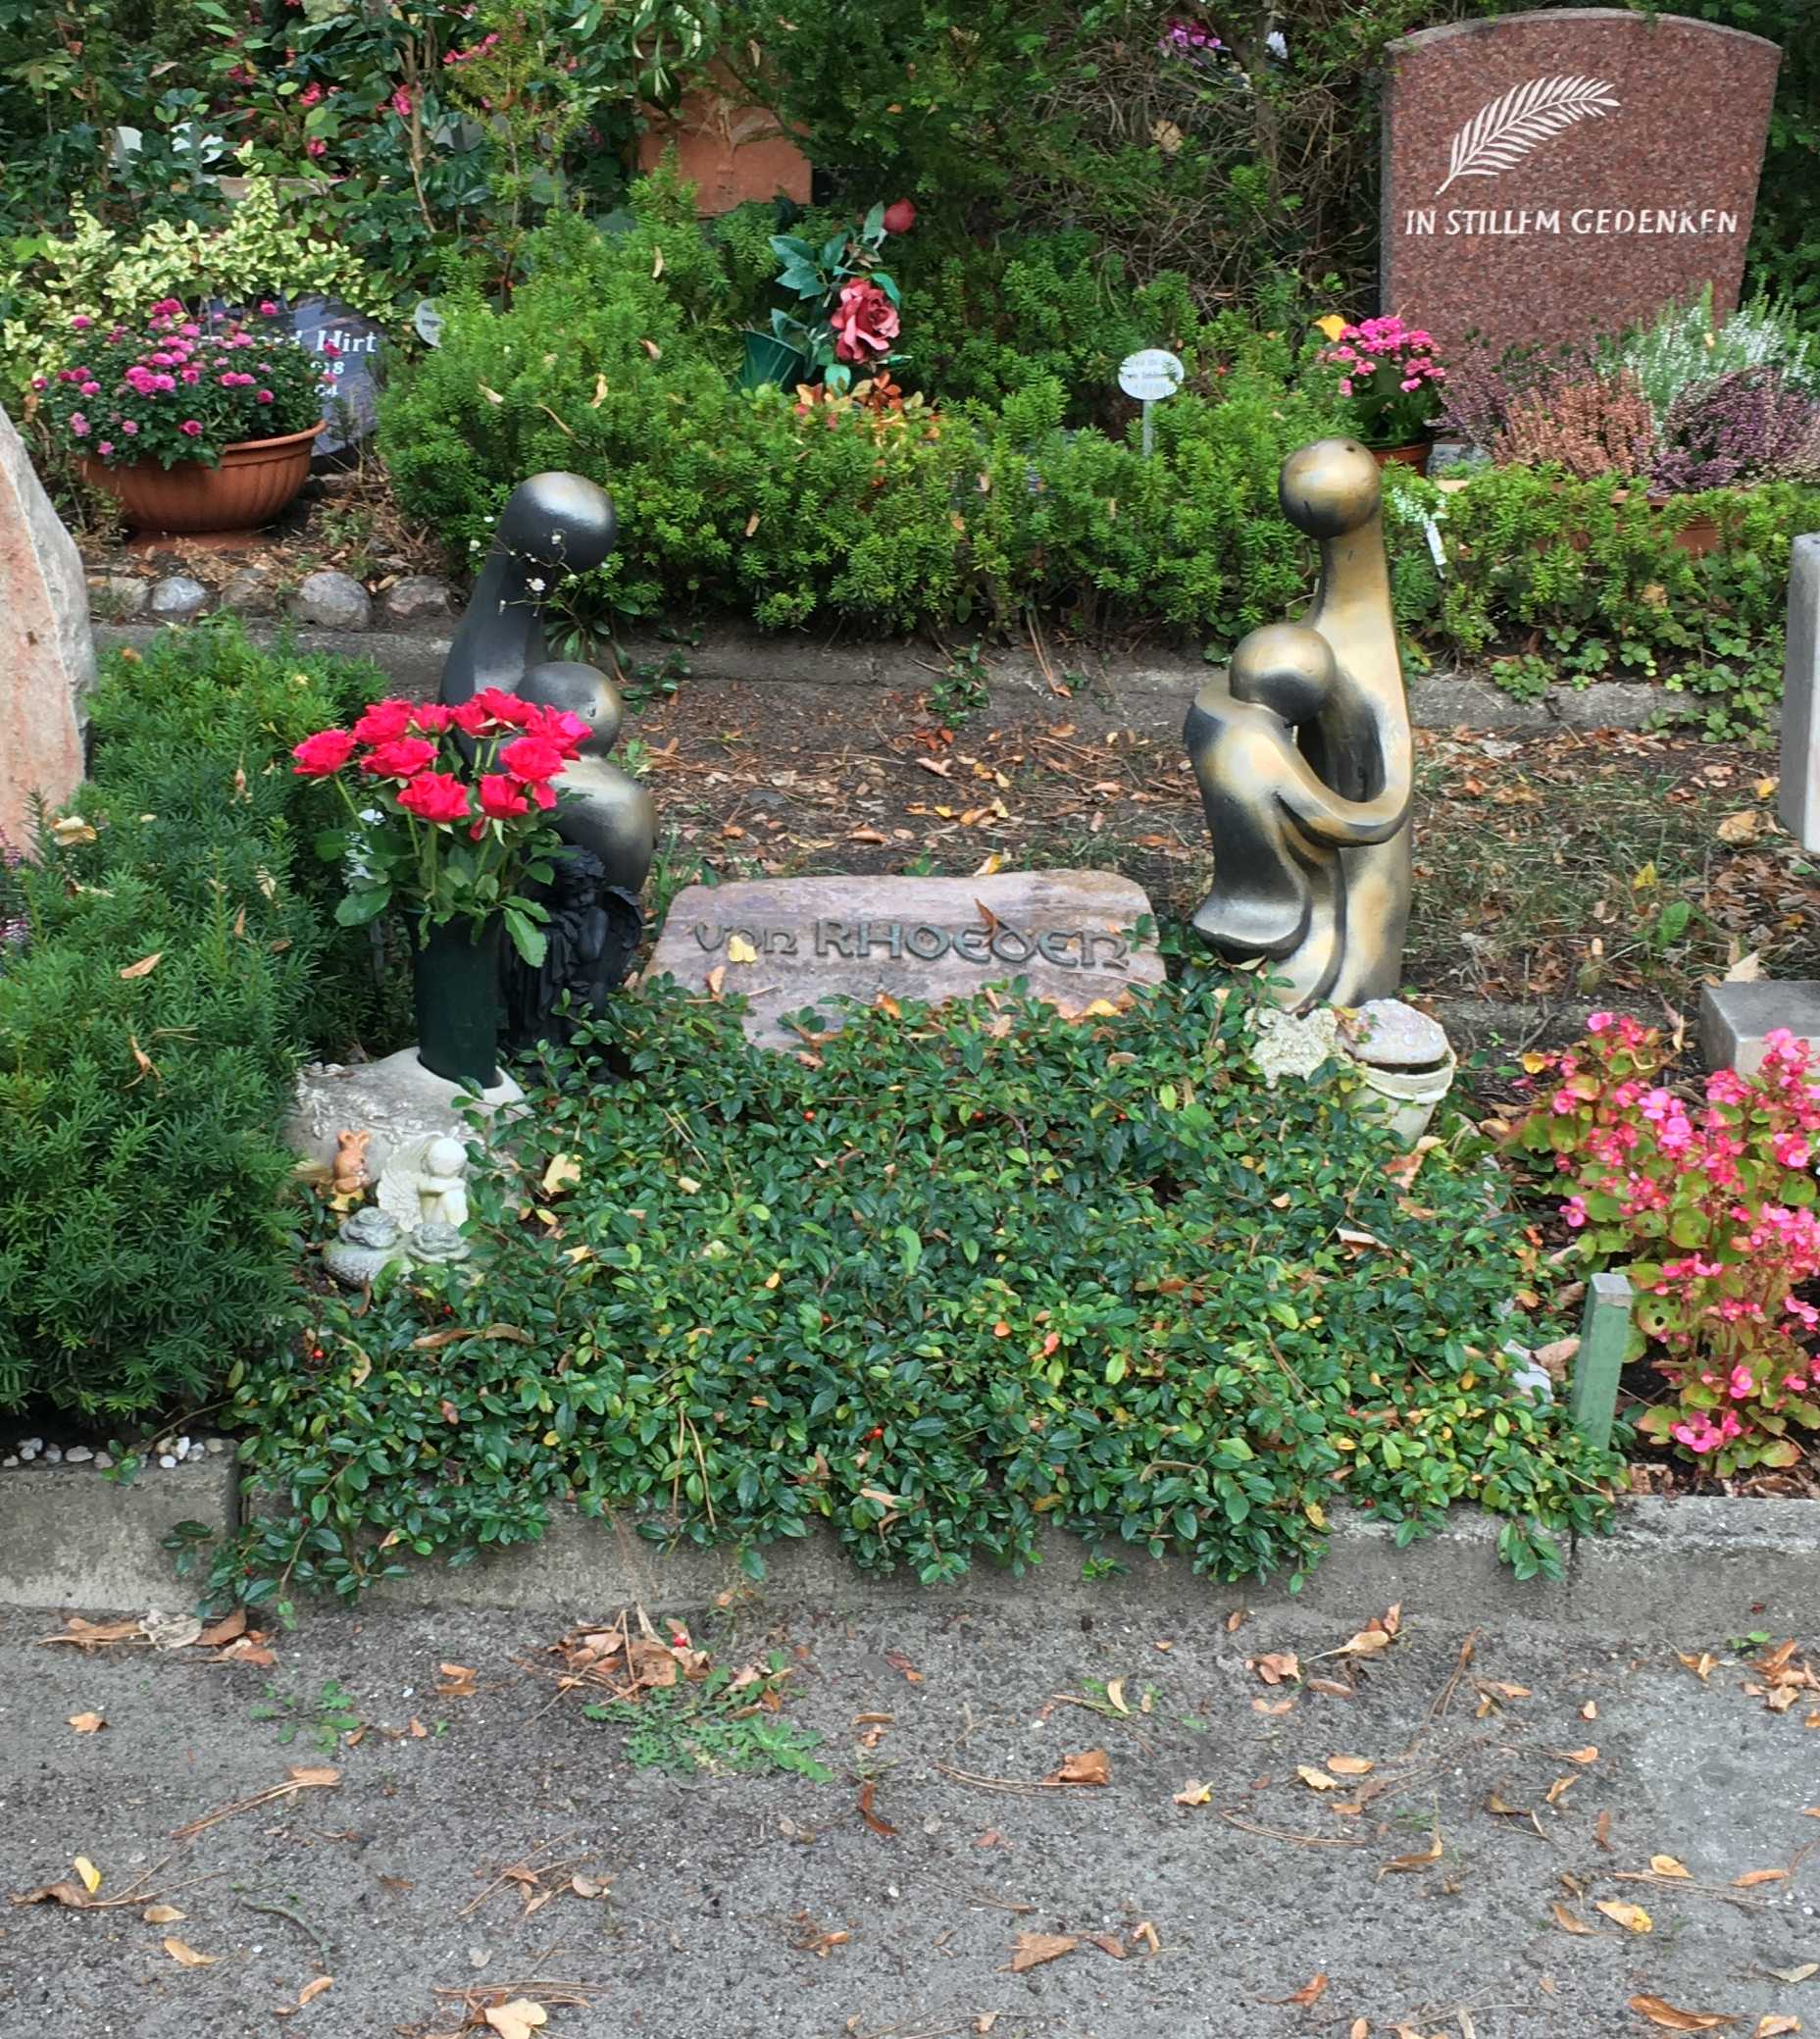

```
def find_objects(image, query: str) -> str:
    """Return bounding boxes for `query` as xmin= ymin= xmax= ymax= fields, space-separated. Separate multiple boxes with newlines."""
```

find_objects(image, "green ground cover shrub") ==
xmin=380 ymin=188 xmax=1346 ymax=637
xmin=211 ymin=973 xmax=1622 ymax=1615
xmin=1393 ymin=467 xmax=1820 ymax=735
xmin=0 ymin=623 xmax=383 ymax=1416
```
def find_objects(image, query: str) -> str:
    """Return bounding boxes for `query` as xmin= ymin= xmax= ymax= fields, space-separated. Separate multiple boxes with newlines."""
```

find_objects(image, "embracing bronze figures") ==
xmin=1184 ymin=437 xmax=1413 ymax=1011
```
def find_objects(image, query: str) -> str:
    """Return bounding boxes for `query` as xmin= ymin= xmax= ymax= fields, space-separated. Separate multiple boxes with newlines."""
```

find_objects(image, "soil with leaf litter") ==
xmin=3 ymin=1594 xmax=1817 ymax=2038
xmin=631 ymin=677 xmax=1819 ymax=1025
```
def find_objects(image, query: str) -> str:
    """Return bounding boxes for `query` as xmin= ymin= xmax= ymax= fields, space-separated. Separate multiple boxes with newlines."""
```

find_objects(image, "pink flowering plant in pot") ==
xmin=36 ymin=300 xmax=327 ymax=468
xmin=293 ymin=688 xmax=590 ymax=970
xmin=1314 ymin=313 xmax=1445 ymax=449
xmin=1509 ymin=1012 xmax=1820 ymax=1475
xmin=765 ymin=200 xmax=910 ymax=393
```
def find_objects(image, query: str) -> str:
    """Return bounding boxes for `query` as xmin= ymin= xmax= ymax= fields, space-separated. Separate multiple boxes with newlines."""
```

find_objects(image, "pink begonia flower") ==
xmin=122 ymin=420 xmax=138 ymax=434
xmin=180 ymin=418 xmax=203 ymax=435
xmin=257 ymin=389 xmax=275 ymax=403
xmin=1728 ymin=1366 xmax=1754 ymax=1399
xmin=72 ymin=315 xmax=91 ymax=331
xmin=390 ymin=86 xmax=412 ymax=117
xmin=96 ymin=440 xmax=113 ymax=457
xmin=307 ymin=138 xmax=328 ymax=158
xmin=69 ymin=414 xmax=89 ymax=436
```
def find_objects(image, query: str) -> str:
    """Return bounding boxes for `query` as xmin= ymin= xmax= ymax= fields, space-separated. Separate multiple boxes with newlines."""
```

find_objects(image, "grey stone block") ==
xmin=289 ymin=568 xmax=372 ymax=632
xmin=379 ymin=574 xmax=453 ymax=624
xmin=222 ymin=566 xmax=277 ymax=615
xmin=0 ymin=1457 xmax=236 ymax=1609
xmin=1778 ymin=531 xmax=1820 ymax=852
xmin=1698 ymin=977 xmax=1820 ymax=1073
xmin=149 ymin=574 xmax=209 ymax=622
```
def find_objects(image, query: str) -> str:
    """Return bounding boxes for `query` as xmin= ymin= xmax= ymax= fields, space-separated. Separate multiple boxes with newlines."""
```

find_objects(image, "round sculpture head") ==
xmin=495 ymin=472 xmax=617 ymax=575
xmin=523 ymin=661 xmax=624 ymax=753
xmin=1229 ymin=622 xmax=1338 ymax=727
xmin=1278 ymin=436 xmax=1381 ymax=540
xmin=422 ymin=1135 xmax=467 ymax=1181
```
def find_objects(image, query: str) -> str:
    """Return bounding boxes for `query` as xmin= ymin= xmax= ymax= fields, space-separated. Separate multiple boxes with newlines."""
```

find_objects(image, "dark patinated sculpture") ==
xmin=437 ymin=473 xmax=656 ymax=1047
xmin=1184 ymin=437 xmax=1413 ymax=1010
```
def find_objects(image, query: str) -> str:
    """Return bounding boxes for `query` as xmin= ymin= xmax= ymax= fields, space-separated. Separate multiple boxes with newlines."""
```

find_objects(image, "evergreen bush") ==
xmin=0 ymin=623 xmax=384 ymax=1416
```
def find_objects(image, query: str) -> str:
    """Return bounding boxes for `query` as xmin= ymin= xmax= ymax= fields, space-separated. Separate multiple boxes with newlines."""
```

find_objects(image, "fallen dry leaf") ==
xmin=483 ymin=2002 xmax=549 ymax=2039
xmin=74 ymin=1857 xmax=101 ymax=1894
xmin=856 ymin=1778 xmax=897 ymax=1839
xmin=1046 ymin=1748 xmax=1110 ymax=1788
xmin=1628 ymin=1998 xmax=1738 ymax=2032
xmin=1297 ymin=1765 xmax=1339 ymax=1792
xmin=1008 ymin=1932 xmax=1078 ymax=1973
xmin=1754 ymin=2018 xmax=1801 ymax=2037
xmin=142 ymin=1904 xmax=185 ymax=1924
xmin=1250 ymin=1652 xmax=1301 ymax=1686
xmin=9 ymin=1881 xmax=97 ymax=1910
xmin=1550 ymin=1903 xmax=1600 ymax=1935
xmin=1265 ymin=1974 xmax=1329 ymax=2008
xmin=67 ymin=1712 xmax=105 ymax=1734
xmin=1737 ymin=1868 xmax=1790 ymax=1888
xmin=1650 ymin=1855 xmax=1692 ymax=1878
xmin=884 ymin=1651 xmax=923 ymax=1684
xmin=1328 ymin=1755 xmax=1374 ymax=1776
xmin=1380 ymin=1830 xmax=1443 ymax=1876
xmin=1336 ymin=1629 xmax=1392 ymax=1657
xmin=39 ymin=1615 xmax=143 ymax=1649
xmin=296 ymin=1976 xmax=333 ymax=2008
xmin=118 ymin=951 xmax=163 ymax=980
xmin=1559 ymin=1746 xmax=1600 ymax=1764
xmin=1767 ymin=1965 xmax=1818 ymax=1984
xmin=1596 ymin=1900 xmax=1653 ymax=1934
xmin=1173 ymin=1780 xmax=1212 ymax=1808
xmin=163 ymin=1936 xmax=217 ymax=1966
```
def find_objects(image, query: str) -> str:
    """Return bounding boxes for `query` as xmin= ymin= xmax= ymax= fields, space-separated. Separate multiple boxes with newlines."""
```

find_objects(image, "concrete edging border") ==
xmin=3 ymin=1460 xmax=1811 ymax=1640
xmin=90 ymin=618 xmax=1676 ymax=736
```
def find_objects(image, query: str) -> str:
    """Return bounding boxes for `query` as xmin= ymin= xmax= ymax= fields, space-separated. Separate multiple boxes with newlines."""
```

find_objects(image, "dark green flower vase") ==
xmin=412 ymin=913 xmax=504 ymax=1090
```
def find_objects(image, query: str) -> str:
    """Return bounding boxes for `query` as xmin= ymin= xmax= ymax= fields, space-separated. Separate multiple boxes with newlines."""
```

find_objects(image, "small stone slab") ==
xmin=1348 ymin=996 xmax=1451 ymax=1070
xmin=1777 ymin=532 xmax=1820 ymax=853
xmin=647 ymin=870 xmax=1164 ymax=1046
xmin=1698 ymin=978 xmax=1820 ymax=1074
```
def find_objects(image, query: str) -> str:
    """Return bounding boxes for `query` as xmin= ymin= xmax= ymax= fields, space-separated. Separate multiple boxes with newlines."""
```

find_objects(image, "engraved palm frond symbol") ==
xmin=1435 ymin=75 xmax=1620 ymax=195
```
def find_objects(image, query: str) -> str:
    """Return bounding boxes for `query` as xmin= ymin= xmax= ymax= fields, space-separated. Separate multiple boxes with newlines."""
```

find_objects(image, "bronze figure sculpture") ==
xmin=1184 ymin=437 xmax=1413 ymax=1009
xmin=437 ymin=473 xmax=656 ymax=1049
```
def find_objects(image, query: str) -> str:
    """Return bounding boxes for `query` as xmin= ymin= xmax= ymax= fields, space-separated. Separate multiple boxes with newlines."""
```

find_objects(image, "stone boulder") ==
xmin=0 ymin=405 xmax=92 ymax=849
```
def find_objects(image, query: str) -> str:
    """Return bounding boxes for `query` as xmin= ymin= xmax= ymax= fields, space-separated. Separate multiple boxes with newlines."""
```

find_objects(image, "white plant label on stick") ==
xmin=1118 ymin=349 xmax=1184 ymax=456
xmin=413 ymin=298 xmax=444 ymax=348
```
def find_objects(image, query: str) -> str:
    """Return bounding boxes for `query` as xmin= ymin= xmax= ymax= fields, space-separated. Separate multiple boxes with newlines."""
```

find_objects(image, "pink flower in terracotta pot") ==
xmin=831 ymin=280 xmax=899 ymax=363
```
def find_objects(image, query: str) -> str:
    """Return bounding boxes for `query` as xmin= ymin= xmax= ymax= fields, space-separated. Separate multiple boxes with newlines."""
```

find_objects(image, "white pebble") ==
xmin=204 ymin=1438 xmax=226 ymax=1454
xmin=158 ymin=1454 xmax=177 ymax=1470
xmin=2 ymin=1456 xmax=16 ymax=1469
xmin=92 ymin=1453 xmax=112 ymax=1469
xmin=43 ymin=1446 xmax=62 ymax=1464
xmin=66 ymin=1446 xmax=93 ymax=1464
xmin=175 ymin=1437 xmax=190 ymax=1454
xmin=21 ymin=1437 xmax=41 ymax=1453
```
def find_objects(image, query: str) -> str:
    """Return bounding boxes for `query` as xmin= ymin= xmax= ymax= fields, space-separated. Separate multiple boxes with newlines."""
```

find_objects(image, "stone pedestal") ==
xmin=0 ymin=404 xmax=92 ymax=849
xmin=1777 ymin=533 xmax=1820 ymax=851
xmin=1698 ymin=980 xmax=1820 ymax=1075
xmin=286 ymin=1045 xmax=525 ymax=1176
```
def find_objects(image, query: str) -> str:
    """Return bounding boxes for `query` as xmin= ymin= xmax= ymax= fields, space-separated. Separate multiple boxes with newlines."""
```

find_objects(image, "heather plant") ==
xmin=1491 ymin=368 xmax=1656 ymax=480
xmin=1613 ymin=288 xmax=1820 ymax=423
xmin=1509 ymin=1014 xmax=1820 ymax=1475
xmin=1652 ymin=367 xmax=1820 ymax=493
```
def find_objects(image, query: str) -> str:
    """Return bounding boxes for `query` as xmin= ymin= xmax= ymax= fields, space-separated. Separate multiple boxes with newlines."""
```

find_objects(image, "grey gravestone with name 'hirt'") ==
xmin=290 ymin=297 xmax=387 ymax=456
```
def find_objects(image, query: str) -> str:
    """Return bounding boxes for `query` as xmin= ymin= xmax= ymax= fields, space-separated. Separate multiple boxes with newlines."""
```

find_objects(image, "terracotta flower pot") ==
xmin=83 ymin=422 xmax=323 ymax=535
xmin=1369 ymin=440 xmax=1431 ymax=476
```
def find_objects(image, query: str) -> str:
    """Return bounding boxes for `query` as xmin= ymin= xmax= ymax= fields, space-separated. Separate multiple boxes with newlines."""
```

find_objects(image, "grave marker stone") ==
xmin=1382 ymin=9 xmax=1780 ymax=359
xmin=0 ymin=404 xmax=92 ymax=850
xmin=289 ymin=297 xmax=387 ymax=456
xmin=647 ymin=871 xmax=1165 ymax=1047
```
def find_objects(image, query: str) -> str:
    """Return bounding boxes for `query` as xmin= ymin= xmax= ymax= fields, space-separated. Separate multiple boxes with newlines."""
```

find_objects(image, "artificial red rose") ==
xmin=831 ymin=280 xmax=900 ymax=363
xmin=882 ymin=198 xmax=916 ymax=235
xmin=352 ymin=699 xmax=415 ymax=744
xmin=396 ymin=771 xmax=472 ymax=823
xmin=409 ymin=702 xmax=454 ymax=733
xmin=362 ymin=736 xmax=438 ymax=780
xmin=478 ymin=772 xmax=530 ymax=820
xmin=498 ymin=736 xmax=566 ymax=785
xmin=291 ymin=728 xmax=358 ymax=777
xmin=447 ymin=698 xmax=493 ymax=737
xmin=533 ymin=706 xmax=591 ymax=756
xmin=470 ymin=687 xmax=536 ymax=729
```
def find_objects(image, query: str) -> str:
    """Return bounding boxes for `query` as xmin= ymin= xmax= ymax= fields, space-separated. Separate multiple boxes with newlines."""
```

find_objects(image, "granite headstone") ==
xmin=0 ymin=404 xmax=92 ymax=850
xmin=647 ymin=870 xmax=1165 ymax=1047
xmin=1382 ymin=9 xmax=1780 ymax=360
xmin=290 ymin=296 xmax=387 ymax=456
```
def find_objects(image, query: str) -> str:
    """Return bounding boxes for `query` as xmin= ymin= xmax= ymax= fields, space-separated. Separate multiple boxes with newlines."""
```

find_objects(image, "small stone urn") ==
xmin=1340 ymin=999 xmax=1457 ymax=1147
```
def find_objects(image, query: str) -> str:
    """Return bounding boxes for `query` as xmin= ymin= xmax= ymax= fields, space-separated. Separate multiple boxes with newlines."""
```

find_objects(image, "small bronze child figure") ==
xmin=1185 ymin=623 xmax=1408 ymax=1011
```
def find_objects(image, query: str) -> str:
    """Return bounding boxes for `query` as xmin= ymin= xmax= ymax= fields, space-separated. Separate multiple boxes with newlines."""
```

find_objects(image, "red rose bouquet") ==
xmin=293 ymin=688 xmax=587 ymax=966
xmin=766 ymin=199 xmax=910 ymax=392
